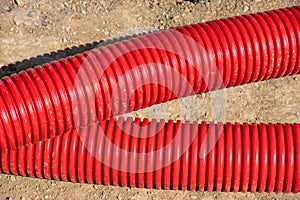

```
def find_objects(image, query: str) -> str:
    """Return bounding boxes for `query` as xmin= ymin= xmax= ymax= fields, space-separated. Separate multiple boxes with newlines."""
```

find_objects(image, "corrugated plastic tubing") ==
xmin=1 ymin=118 xmax=299 ymax=193
xmin=0 ymin=6 xmax=299 ymax=192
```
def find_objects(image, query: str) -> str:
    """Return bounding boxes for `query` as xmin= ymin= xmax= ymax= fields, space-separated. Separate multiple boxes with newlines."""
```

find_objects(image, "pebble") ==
xmin=27 ymin=11 xmax=33 ymax=17
xmin=93 ymin=185 xmax=99 ymax=189
xmin=242 ymin=4 xmax=250 ymax=12
xmin=10 ymin=175 xmax=16 ymax=182
xmin=189 ymin=195 xmax=198 ymax=199
xmin=65 ymin=26 xmax=71 ymax=32
xmin=62 ymin=38 xmax=68 ymax=43
xmin=293 ymin=76 xmax=298 ymax=81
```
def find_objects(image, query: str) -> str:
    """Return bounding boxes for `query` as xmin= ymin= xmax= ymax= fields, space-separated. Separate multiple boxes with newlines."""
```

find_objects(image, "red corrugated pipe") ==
xmin=1 ymin=118 xmax=299 ymax=193
xmin=0 ymin=6 xmax=299 ymax=192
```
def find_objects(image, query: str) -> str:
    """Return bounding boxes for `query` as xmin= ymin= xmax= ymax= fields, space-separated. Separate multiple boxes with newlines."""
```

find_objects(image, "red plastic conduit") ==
xmin=0 ymin=118 xmax=299 ymax=193
xmin=0 ymin=6 xmax=299 ymax=192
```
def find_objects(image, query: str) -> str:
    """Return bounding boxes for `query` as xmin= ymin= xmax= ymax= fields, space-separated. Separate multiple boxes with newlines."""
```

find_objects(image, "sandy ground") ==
xmin=0 ymin=0 xmax=300 ymax=199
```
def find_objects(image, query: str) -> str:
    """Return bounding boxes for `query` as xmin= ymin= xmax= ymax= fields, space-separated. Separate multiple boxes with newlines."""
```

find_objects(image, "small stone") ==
xmin=62 ymin=38 xmax=68 ymax=43
xmin=15 ymin=0 xmax=30 ymax=7
xmin=27 ymin=11 xmax=33 ymax=17
xmin=20 ymin=197 xmax=26 ymax=200
xmin=117 ymin=195 xmax=122 ymax=200
xmin=159 ymin=25 xmax=164 ymax=30
xmin=190 ymin=195 xmax=198 ymax=199
xmin=93 ymin=185 xmax=98 ymax=189
xmin=242 ymin=5 xmax=250 ymax=12
xmin=10 ymin=175 xmax=16 ymax=182
xmin=13 ymin=18 xmax=20 ymax=25
xmin=44 ymin=195 xmax=49 ymax=199
xmin=65 ymin=26 xmax=71 ymax=32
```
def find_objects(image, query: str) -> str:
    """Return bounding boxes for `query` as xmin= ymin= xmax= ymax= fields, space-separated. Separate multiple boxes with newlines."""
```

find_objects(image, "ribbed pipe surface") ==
xmin=1 ymin=118 xmax=299 ymax=193
xmin=0 ymin=6 xmax=299 ymax=193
